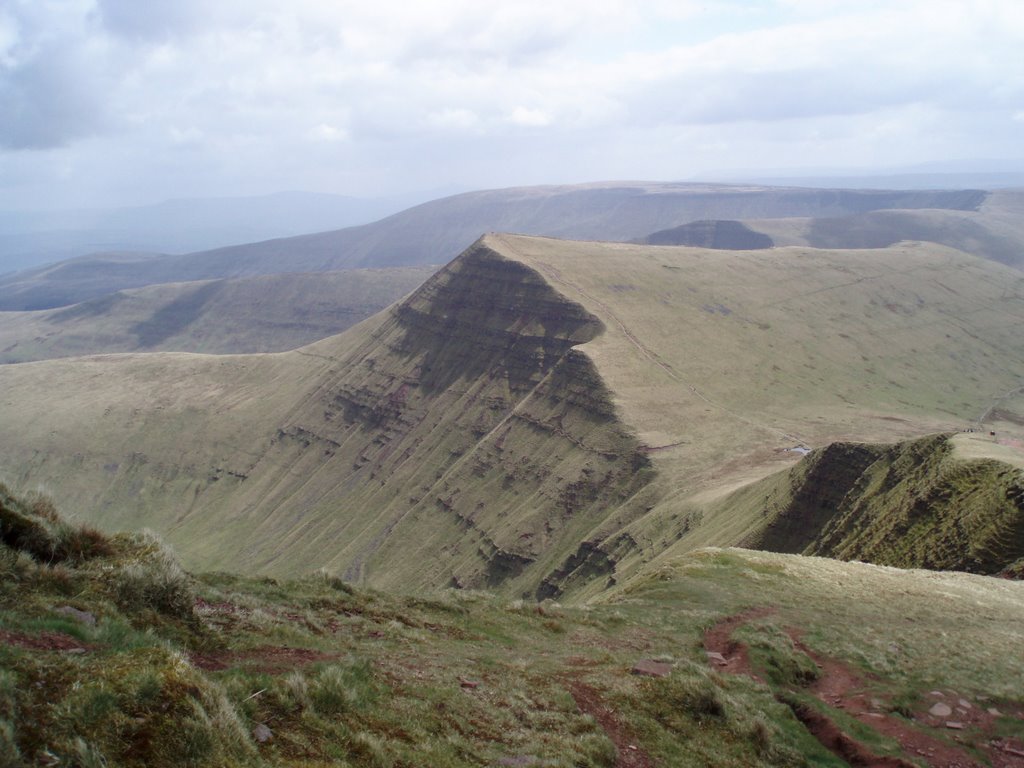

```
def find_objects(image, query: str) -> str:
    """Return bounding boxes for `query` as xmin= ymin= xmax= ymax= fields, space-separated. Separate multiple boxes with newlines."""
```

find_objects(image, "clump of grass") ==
xmin=0 ymin=486 xmax=113 ymax=565
xmin=113 ymin=531 xmax=195 ymax=620
xmin=645 ymin=672 xmax=726 ymax=726
xmin=738 ymin=623 xmax=820 ymax=687
xmin=72 ymin=737 xmax=107 ymax=768
xmin=349 ymin=731 xmax=393 ymax=768
xmin=310 ymin=660 xmax=377 ymax=715
xmin=0 ymin=719 xmax=21 ymax=767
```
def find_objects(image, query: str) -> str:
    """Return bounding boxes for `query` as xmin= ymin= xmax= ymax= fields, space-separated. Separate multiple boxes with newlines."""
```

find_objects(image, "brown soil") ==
xmin=702 ymin=610 xmax=1012 ymax=768
xmin=0 ymin=628 xmax=89 ymax=652
xmin=564 ymin=679 xmax=653 ymax=768
xmin=787 ymin=702 xmax=915 ymax=767
xmin=189 ymin=645 xmax=342 ymax=673
xmin=701 ymin=606 xmax=775 ymax=679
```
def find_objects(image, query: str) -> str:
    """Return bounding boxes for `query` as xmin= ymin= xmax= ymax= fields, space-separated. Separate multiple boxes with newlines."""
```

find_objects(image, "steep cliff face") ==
xmin=122 ymin=238 xmax=655 ymax=596
xmin=747 ymin=434 xmax=1024 ymax=575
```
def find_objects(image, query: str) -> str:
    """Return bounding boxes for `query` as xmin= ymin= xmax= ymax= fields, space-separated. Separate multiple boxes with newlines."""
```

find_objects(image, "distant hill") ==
xmin=1 ymin=234 xmax=1021 ymax=597
xmin=745 ymin=189 xmax=1024 ymax=269
xmin=636 ymin=219 xmax=773 ymax=249
xmin=0 ymin=182 xmax=988 ymax=309
xmin=0 ymin=266 xmax=436 ymax=363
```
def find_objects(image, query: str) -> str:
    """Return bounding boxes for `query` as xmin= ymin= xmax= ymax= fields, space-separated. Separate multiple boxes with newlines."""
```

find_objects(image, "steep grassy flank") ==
xmin=0 ymin=182 xmax=990 ymax=309
xmin=3 ymin=488 xmax=1022 ymax=767
xmin=735 ymin=433 xmax=1024 ymax=574
xmin=1 ymin=234 xmax=1023 ymax=596
xmin=0 ymin=267 xmax=435 ymax=363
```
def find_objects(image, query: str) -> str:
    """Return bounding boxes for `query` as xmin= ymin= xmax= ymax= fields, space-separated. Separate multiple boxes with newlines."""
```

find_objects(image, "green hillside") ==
xmin=1 ymin=234 xmax=1022 ymax=598
xmin=0 ymin=267 xmax=435 ymax=363
xmin=3 ymin=486 xmax=1022 ymax=767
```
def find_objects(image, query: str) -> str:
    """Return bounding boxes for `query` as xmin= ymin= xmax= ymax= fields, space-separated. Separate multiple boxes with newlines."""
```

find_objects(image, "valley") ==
xmin=1 ymin=231 xmax=1021 ymax=599
xmin=2 ymin=181 xmax=1023 ymax=767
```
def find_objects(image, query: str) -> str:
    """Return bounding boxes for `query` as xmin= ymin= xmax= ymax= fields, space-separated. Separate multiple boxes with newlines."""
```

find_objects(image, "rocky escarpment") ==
xmin=746 ymin=434 xmax=1024 ymax=576
xmin=191 ymin=238 xmax=656 ymax=596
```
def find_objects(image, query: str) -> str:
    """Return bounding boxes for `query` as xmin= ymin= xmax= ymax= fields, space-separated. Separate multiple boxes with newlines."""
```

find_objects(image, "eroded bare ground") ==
xmin=703 ymin=610 xmax=1024 ymax=768
xmin=563 ymin=677 xmax=653 ymax=768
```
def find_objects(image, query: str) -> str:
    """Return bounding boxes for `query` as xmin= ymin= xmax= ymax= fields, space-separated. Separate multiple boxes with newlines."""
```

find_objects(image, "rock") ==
xmin=929 ymin=690 xmax=945 ymax=697
xmin=497 ymin=757 xmax=541 ymax=767
xmin=64 ymin=648 xmax=87 ymax=655
xmin=631 ymin=659 xmax=672 ymax=678
xmin=54 ymin=605 xmax=97 ymax=626
xmin=252 ymin=723 xmax=273 ymax=744
xmin=705 ymin=651 xmax=727 ymax=665
xmin=929 ymin=702 xmax=953 ymax=717
xmin=945 ymin=721 xmax=965 ymax=730
xmin=958 ymin=698 xmax=972 ymax=709
xmin=988 ymin=707 xmax=1002 ymax=717
xmin=459 ymin=678 xmax=481 ymax=689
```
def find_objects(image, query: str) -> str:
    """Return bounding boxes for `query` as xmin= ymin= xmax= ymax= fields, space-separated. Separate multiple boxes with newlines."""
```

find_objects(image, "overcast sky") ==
xmin=2 ymin=0 xmax=1023 ymax=209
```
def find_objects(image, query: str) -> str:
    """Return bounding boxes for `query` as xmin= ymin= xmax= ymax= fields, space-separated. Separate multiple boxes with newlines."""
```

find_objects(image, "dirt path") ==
xmin=976 ymin=381 xmax=1024 ymax=429
xmin=701 ymin=610 xmax=1015 ymax=768
xmin=701 ymin=606 xmax=776 ymax=679
xmin=564 ymin=679 xmax=653 ymax=768
xmin=0 ymin=628 xmax=90 ymax=652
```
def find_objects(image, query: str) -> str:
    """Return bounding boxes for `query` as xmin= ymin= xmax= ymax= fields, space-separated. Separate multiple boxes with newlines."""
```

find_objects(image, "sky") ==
xmin=1 ymin=0 xmax=1023 ymax=209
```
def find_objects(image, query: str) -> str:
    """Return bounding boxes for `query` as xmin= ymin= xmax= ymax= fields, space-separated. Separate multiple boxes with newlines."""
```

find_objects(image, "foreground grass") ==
xmin=2 ymin=485 xmax=1022 ymax=766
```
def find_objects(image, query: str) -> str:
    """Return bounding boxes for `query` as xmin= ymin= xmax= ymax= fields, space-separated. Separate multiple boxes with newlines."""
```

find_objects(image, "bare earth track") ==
xmin=703 ymin=610 xmax=1024 ymax=768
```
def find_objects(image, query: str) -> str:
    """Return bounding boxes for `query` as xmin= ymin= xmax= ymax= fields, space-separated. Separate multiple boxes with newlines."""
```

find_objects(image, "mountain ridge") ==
xmin=0 ymin=182 xmax=994 ymax=310
xmin=1 ymin=233 xmax=1022 ymax=598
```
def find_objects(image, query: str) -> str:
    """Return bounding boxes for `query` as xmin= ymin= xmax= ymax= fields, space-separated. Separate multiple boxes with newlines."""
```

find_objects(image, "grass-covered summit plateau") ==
xmin=2 ymin=486 xmax=1022 ymax=767
xmin=0 ymin=233 xmax=1022 ymax=597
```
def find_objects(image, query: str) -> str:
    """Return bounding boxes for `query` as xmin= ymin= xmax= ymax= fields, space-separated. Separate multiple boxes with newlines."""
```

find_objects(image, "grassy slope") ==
xmin=1 ymin=235 xmax=1023 ymax=597
xmin=0 ymin=267 xmax=436 ymax=363
xmin=3 ymin=488 xmax=1022 ymax=767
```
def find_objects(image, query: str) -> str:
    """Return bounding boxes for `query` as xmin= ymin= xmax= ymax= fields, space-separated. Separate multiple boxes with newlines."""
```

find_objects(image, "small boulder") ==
xmin=631 ymin=659 xmax=672 ymax=678
xmin=252 ymin=723 xmax=273 ymax=744
xmin=929 ymin=702 xmax=953 ymax=717
xmin=958 ymin=698 xmax=972 ymax=709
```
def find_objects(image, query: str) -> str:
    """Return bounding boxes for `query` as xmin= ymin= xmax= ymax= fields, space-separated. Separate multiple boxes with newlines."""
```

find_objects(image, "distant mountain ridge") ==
xmin=1 ymin=233 xmax=1021 ymax=597
xmin=0 ymin=182 xmax=990 ymax=310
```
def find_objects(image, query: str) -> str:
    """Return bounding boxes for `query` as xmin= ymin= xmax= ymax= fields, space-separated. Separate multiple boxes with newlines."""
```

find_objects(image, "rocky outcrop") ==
xmin=747 ymin=434 xmax=1024 ymax=575
xmin=226 ymin=238 xmax=655 ymax=595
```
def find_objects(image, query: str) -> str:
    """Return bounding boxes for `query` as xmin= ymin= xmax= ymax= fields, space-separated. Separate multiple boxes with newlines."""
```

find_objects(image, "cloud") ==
xmin=1 ymin=0 xmax=1023 ymax=207
xmin=94 ymin=0 xmax=205 ymax=41
xmin=0 ymin=3 xmax=109 ymax=150
xmin=508 ymin=107 xmax=551 ymax=127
